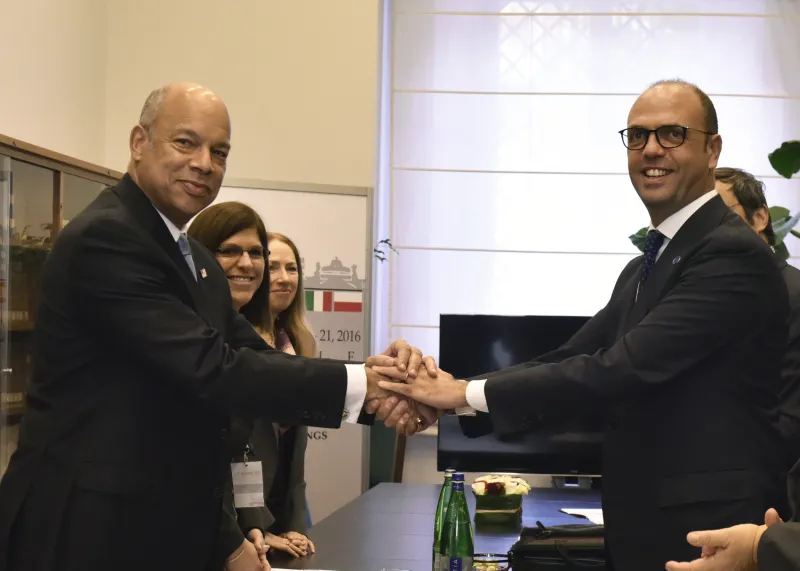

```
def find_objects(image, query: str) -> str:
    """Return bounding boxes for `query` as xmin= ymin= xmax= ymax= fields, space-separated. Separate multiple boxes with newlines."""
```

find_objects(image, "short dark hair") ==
xmin=714 ymin=167 xmax=776 ymax=246
xmin=188 ymin=201 xmax=271 ymax=329
xmin=649 ymin=79 xmax=718 ymax=134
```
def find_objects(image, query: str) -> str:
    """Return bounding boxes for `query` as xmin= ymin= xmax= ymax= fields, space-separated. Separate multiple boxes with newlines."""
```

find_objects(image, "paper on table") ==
xmin=560 ymin=508 xmax=604 ymax=524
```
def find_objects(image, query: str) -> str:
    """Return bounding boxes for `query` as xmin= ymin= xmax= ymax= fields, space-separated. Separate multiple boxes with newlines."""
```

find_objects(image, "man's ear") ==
xmin=752 ymin=206 xmax=770 ymax=236
xmin=707 ymin=134 xmax=723 ymax=170
xmin=130 ymin=125 xmax=149 ymax=162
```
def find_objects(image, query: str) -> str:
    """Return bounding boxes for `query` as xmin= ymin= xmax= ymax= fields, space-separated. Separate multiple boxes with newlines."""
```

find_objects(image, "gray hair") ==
xmin=138 ymin=86 xmax=169 ymax=136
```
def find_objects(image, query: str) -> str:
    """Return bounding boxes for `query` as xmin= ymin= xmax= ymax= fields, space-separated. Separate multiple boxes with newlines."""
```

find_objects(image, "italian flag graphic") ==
xmin=305 ymin=290 xmax=363 ymax=313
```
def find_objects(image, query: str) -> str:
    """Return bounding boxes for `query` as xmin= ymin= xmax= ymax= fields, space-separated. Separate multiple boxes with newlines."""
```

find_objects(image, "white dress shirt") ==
xmin=463 ymin=189 xmax=718 ymax=414
xmin=155 ymin=209 xmax=366 ymax=423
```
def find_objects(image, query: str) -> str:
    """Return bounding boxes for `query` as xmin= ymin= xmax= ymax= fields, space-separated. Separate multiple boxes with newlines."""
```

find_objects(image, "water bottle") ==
xmin=440 ymin=472 xmax=474 ymax=571
xmin=432 ymin=469 xmax=455 ymax=570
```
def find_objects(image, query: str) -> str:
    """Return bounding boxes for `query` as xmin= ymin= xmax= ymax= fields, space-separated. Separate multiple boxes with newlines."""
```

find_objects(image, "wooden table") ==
xmin=270 ymin=482 xmax=602 ymax=571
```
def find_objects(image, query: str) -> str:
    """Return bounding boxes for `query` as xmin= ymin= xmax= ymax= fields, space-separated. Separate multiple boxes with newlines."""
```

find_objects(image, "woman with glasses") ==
xmin=189 ymin=202 xmax=316 ymax=566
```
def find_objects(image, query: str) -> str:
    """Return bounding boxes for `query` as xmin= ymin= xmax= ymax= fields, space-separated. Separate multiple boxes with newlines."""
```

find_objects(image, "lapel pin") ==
xmin=672 ymin=256 xmax=681 ymax=264
xmin=200 ymin=268 xmax=207 ymax=279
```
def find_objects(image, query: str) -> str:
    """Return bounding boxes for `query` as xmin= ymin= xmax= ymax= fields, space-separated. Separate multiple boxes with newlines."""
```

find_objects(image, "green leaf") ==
xmin=629 ymin=227 xmax=648 ymax=252
xmin=772 ymin=212 xmax=800 ymax=242
xmin=775 ymin=241 xmax=791 ymax=260
xmin=769 ymin=140 xmax=800 ymax=179
xmin=791 ymin=229 xmax=800 ymax=239
xmin=769 ymin=206 xmax=790 ymax=220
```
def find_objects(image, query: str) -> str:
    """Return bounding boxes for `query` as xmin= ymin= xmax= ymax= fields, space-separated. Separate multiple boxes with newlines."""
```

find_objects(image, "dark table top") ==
xmin=271 ymin=483 xmax=601 ymax=571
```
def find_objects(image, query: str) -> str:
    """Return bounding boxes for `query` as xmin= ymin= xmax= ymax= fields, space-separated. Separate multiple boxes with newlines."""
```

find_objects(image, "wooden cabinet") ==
xmin=0 ymin=137 xmax=121 ymax=476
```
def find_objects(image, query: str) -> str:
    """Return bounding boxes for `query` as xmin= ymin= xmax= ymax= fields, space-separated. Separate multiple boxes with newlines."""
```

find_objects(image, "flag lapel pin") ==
xmin=200 ymin=268 xmax=207 ymax=279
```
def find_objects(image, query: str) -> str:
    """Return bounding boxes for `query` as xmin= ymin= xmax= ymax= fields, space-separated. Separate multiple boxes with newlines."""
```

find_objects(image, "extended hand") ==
xmin=665 ymin=523 xmax=766 ymax=571
xmin=365 ymin=339 xmax=438 ymax=381
xmin=378 ymin=367 xmax=469 ymax=410
xmin=225 ymin=538 xmax=269 ymax=571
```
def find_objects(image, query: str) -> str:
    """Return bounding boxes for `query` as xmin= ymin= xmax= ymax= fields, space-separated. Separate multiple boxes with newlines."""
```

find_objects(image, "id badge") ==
xmin=230 ymin=461 xmax=264 ymax=508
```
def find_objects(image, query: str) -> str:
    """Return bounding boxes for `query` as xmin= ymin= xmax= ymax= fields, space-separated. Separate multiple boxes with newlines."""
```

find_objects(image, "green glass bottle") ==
xmin=440 ymin=472 xmax=474 ymax=571
xmin=432 ymin=469 xmax=455 ymax=571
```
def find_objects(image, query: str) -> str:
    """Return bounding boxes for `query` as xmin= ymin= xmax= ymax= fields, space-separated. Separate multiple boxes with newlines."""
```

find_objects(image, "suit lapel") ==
xmin=625 ymin=195 xmax=730 ymax=329
xmin=113 ymin=174 xmax=212 ymax=321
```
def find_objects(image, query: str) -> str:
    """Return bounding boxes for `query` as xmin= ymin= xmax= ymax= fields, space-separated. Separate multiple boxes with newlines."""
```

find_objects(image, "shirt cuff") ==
xmin=343 ymin=364 xmax=367 ymax=424
xmin=465 ymin=379 xmax=489 ymax=413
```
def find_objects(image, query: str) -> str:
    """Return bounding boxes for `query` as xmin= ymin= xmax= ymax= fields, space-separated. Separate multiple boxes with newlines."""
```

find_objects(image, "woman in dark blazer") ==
xmin=190 ymin=203 xmax=315 ymax=562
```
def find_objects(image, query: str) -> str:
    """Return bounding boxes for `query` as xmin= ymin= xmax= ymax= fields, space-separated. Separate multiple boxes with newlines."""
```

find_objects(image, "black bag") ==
xmin=508 ymin=521 xmax=607 ymax=570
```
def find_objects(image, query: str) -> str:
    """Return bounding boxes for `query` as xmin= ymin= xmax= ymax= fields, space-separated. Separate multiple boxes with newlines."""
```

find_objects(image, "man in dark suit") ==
xmin=0 ymin=82 xmax=433 ymax=571
xmin=714 ymin=166 xmax=800 ymax=468
xmin=380 ymin=80 xmax=791 ymax=571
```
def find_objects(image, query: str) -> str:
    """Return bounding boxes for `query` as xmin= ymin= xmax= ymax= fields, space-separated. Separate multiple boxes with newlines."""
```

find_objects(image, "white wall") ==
xmin=0 ymin=0 xmax=107 ymax=166
xmin=103 ymin=0 xmax=380 ymax=186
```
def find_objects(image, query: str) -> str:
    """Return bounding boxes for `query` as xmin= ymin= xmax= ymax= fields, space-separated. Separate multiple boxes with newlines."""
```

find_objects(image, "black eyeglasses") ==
xmin=619 ymin=125 xmax=714 ymax=150
xmin=216 ymin=245 xmax=269 ymax=260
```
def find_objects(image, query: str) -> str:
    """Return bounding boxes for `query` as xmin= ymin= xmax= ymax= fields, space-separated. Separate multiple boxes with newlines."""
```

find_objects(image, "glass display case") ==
xmin=0 ymin=136 xmax=120 ymax=477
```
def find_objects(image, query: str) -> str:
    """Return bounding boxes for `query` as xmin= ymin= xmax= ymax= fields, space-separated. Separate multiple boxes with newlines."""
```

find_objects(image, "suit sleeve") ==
xmin=70 ymin=219 xmax=348 ymax=428
xmin=482 ymin=237 xmax=785 ymax=437
xmin=286 ymin=432 xmax=310 ymax=534
xmin=214 ymin=471 xmax=246 ymax=565
xmin=757 ymin=523 xmax=800 ymax=570
xmin=777 ymin=288 xmax=800 ymax=466
xmin=459 ymin=272 xmax=627 ymax=437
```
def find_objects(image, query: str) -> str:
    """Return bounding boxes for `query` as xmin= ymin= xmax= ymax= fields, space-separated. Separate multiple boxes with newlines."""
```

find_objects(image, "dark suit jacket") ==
xmin=758 ymin=458 xmax=800 ymax=569
xmin=0 ymin=174 xmax=355 ymax=571
xmin=462 ymin=196 xmax=790 ymax=571
xmin=777 ymin=261 xmax=800 ymax=468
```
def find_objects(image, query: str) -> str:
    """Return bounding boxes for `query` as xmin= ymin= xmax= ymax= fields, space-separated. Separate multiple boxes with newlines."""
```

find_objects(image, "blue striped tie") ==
xmin=177 ymin=233 xmax=197 ymax=281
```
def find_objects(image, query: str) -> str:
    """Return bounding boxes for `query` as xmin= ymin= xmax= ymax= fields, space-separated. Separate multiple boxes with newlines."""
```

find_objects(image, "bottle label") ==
xmin=433 ymin=552 xmax=441 ymax=571
xmin=448 ymin=556 xmax=472 ymax=571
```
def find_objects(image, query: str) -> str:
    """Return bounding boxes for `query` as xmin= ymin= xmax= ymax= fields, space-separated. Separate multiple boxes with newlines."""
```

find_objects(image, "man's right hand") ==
xmin=225 ymin=538 xmax=269 ymax=571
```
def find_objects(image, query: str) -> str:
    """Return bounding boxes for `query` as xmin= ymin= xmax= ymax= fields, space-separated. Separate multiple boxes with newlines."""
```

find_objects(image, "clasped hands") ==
xmin=362 ymin=339 xmax=472 ymax=435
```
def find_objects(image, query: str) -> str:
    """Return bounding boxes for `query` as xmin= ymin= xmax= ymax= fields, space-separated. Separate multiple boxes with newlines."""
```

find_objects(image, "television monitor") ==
xmin=437 ymin=314 xmax=605 ymax=476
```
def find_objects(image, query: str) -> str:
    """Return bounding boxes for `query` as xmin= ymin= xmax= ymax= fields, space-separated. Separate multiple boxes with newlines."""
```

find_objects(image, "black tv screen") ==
xmin=437 ymin=314 xmax=605 ymax=476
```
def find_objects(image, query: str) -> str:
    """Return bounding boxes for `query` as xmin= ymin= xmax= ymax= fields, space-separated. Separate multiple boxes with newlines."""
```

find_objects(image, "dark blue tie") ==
xmin=640 ymin=230 xmax=665 ymax=284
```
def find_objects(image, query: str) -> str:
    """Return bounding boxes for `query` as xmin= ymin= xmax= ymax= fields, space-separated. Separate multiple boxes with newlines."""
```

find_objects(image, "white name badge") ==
xmin=230 ymin=461 xmax=264 ymax=508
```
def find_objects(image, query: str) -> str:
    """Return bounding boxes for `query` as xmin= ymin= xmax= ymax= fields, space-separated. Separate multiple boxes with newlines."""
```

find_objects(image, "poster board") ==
xmin=213 ymin=179 xmax=372 ymax=525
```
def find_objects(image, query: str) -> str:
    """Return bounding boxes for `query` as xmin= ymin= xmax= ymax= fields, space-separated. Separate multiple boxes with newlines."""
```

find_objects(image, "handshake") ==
xmin=361 ymin=339 xmax=472 ymax=435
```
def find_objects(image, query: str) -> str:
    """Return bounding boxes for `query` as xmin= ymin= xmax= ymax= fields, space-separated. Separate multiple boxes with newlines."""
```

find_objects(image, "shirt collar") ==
xmin=650 ymin=190 xmax=718 ymax=240
xmin=154 ymin=208 xmax=184 ymax=242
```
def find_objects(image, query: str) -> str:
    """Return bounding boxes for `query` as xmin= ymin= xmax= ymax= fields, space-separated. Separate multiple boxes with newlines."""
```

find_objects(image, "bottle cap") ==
xmin=452 ymin=472 xmax=465 ymax=482
xmin=445 ymin=468 xmax=456 ymax=474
